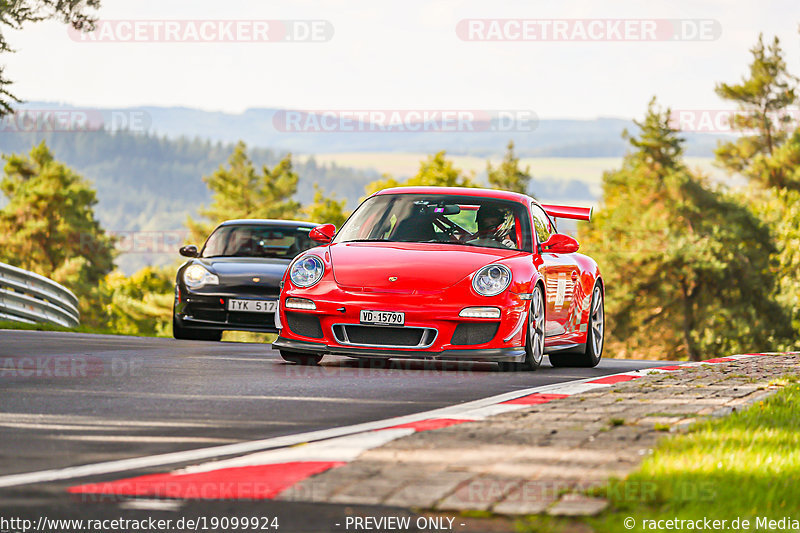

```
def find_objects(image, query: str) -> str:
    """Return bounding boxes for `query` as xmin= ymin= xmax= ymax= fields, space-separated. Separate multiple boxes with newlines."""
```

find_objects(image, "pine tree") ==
xmin=713 ymin=34 xmax=800 ymax=340
xmin=715 ymin=34 xmax=798 ymax=187
xmin=0 ymin=141 xmax=115 ymax=281
xmin=487 ymin=141 xmax=533 ymax=195
xmin=187 ymin=141 xmax=301 ymax=242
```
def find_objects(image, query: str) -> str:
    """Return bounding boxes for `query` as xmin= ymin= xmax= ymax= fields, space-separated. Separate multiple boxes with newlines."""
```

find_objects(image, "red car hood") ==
xmin=329 ymin=242 xmax=519 ymax=292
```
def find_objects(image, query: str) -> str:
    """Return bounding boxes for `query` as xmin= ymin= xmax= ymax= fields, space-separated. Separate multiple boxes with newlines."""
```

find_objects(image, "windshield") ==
xmin=201 ymin=224 xmax=317 ymax=259
xmin=334 ymin=194 xmax=533 ymax=252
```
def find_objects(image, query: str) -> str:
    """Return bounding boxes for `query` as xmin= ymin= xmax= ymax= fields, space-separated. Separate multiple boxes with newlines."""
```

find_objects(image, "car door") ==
xmin=531 ymin=204 xmax=580 ymax=337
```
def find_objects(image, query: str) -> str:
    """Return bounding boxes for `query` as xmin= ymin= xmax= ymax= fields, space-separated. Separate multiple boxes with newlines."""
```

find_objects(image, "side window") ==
xmin=531 ymin=205 xmax=553 ymax=245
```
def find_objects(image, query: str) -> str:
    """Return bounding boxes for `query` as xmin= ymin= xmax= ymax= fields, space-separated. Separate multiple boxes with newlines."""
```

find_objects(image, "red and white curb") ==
xmin=58 ymin=353 xmax=789 ymax=501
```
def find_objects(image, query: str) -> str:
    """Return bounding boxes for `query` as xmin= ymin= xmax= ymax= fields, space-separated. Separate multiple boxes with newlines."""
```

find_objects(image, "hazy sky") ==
xmin=4 ymin=0 xmax=799 ymax=119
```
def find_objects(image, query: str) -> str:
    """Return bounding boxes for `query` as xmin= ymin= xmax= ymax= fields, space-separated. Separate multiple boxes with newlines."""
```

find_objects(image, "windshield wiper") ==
xmin=419 ymin=240 xmax=477 ymax=246
xmin=344 ymin=239 xmax=484 ymax=247
xmin=203 ymin=254 xmax=262 ymax=258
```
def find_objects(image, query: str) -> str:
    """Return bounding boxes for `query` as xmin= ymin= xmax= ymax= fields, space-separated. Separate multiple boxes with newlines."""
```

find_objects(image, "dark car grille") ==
xmin=228 ymin=312 xmax=274 ymax=326
xmin=285 ymin=312 xmax=323 ymax=339
xmin=332 ymin=325 xmax=436 ymax=347
xmin=451 ymin=323 xmax=499 ymax=345
xmin=188 ymin=308 xmax=274 ymax=328
xmin=224 ymin=285 xmax=280 ymax=298
xmin=192 ymin=309 xmax=226 ymax=322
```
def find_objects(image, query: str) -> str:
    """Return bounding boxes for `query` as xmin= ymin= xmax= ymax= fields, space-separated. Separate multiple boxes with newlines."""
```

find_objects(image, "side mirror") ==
xmin=541 ymin=234 xmax=579 ymax=254
xmin=179 ymin=245 xmax=199 ymax=257
xmin=309 ymin=224 xmax=336 ymax=244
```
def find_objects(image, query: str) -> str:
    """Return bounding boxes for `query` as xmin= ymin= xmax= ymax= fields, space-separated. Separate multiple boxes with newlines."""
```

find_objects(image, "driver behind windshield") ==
xmin=467 ymin=204 xmax=515 ymax=249
xmin=391 ymin=203 xmax=437 ymax=242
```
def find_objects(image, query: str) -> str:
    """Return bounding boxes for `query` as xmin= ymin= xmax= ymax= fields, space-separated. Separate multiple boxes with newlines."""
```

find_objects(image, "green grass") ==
xmin=586 ymin=383 xmax=800 ymax=532
xmin=768 ymin=374 xmax=799 ymax=387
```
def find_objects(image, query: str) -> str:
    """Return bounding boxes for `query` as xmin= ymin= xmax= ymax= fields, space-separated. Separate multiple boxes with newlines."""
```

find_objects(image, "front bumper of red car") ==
xmin=272 ymin=280 xmax=531 ymax=362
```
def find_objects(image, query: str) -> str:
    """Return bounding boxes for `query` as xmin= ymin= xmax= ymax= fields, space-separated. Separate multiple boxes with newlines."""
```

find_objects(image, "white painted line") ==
xmin=56 ymin=435 xmax=239 ymax=444
xmin=0 ymin=412 xmax=220 ymax=428
xmin=118 ymin=499 xmax=184 ymax=512
xmin=11 ymin=387 xmax=413 ymax=405
xmin=535 ymin=382 xmax=608 ymax=396
xmin=0 ymin=422 xmax=126 ymax=432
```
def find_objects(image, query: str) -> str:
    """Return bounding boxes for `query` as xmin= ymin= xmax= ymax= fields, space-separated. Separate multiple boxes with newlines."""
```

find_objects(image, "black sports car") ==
xmin=172 ymin=219 xmax=320 ymax=341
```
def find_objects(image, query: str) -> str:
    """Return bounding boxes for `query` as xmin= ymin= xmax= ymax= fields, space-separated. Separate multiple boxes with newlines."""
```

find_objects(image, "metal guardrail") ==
xmin=0 ymin=262 xmax=80 ymax=328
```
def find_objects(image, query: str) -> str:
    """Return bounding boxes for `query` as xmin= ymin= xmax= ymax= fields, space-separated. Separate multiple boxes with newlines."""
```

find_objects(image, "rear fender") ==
xmin=573 ymin=254 xmax=602 ymax=344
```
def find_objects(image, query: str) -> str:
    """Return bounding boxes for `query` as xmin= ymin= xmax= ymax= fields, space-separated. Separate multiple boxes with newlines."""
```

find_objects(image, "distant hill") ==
xmin=15 ymin=102 xmax=727 ymax=158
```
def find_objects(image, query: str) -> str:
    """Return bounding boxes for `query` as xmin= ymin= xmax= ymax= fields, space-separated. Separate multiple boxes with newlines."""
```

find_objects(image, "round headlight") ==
xmin=290 ymin=255 xmax=325 ymax=288
xmin=472 ymin=264 xmax=512 ymax=297
xmin=183 ymin=264 xmax=219 ymax=289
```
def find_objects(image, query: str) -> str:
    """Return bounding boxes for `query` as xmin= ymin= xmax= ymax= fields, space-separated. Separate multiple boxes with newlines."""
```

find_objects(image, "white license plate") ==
xmin=360 ymin=310 xmax=405 ymax=325
xmin=227 ymin=299 xmax=277 ymax=313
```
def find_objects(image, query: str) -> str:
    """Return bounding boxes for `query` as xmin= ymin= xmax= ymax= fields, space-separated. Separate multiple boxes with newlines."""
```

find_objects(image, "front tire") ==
xmin=550 ymin=282 xmax=603 ymax=368
xmin=498 ymin=285 xmax=545 ymax=372
xmin=280 ymin=351 xmax=323 ymax=366
xmin=172 ymin=316 xmax=222 ymax=341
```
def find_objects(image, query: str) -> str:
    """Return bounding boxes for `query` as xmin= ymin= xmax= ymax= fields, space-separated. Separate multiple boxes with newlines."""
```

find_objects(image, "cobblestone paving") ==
xmin=276 ymin=355 xmax=799 ymax=516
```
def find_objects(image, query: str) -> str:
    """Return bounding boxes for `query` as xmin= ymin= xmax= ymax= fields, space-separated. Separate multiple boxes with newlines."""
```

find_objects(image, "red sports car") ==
xmin=272 ymin=186 xmax=603 ymax=371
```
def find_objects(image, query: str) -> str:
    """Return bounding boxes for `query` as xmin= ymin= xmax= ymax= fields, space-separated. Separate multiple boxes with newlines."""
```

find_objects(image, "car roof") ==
xmin=374 ymin=186 xmax=534 ymax=205
xmin=217 ymin=219 xmax=320 ymax=227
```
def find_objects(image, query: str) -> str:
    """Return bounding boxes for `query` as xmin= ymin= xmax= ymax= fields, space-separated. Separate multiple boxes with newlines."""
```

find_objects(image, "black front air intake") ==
xmin=451 ymin=322 xmax=499 ymax=345
xmin=285 ymin=312 xmax=323 ymax=339
xmin=343 ymin=325 xmax=424 ymax=347
xmin=228 ymin=312 xmax=273 ymax=326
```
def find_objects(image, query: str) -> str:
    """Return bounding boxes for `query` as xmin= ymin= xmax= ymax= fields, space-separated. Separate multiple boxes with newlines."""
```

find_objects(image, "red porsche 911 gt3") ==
xmin=272 ymin=186 xmax=603 ymax=371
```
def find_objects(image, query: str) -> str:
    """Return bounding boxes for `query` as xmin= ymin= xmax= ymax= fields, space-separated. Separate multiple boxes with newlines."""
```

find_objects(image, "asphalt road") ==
xmin=0 ymin=329 xmax=668 ymax=531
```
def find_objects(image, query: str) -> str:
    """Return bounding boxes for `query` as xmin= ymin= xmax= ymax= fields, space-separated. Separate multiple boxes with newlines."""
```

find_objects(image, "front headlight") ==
xmin=290 ymin=255 xmax=324 ymax=288
xmin=472 ymin=264 xmax=512 ymax=297
xmin=183 ymin=264 xmax=219 ymax=289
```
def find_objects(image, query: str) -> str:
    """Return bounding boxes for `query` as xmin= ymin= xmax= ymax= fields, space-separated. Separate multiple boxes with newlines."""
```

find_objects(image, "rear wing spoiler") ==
xmin=540 ymin=204 xmax=593 ymax=222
